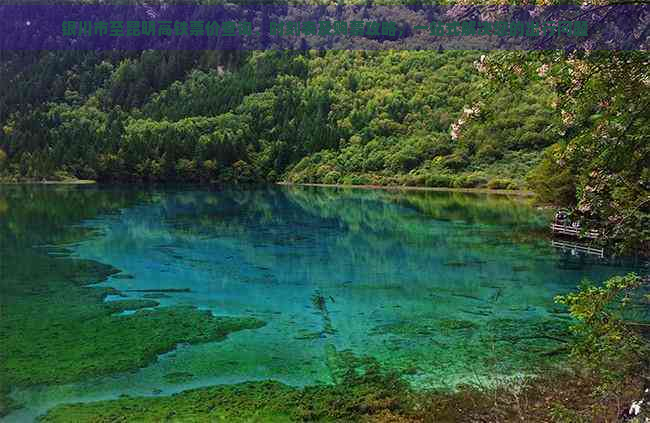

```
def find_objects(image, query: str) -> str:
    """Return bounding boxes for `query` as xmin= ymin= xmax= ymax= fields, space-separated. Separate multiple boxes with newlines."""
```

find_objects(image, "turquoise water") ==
xmin=1 ymin=185 xmax=644 ymax=421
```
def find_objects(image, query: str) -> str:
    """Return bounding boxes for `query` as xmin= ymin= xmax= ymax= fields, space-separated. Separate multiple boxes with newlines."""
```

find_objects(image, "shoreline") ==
xmin=0 ymin=179 xmax=534 ymax=197
xmin=278 ymin=181 xmax=535 ymax=197
xmin=0 ymin=179 xmax=96 ymax=185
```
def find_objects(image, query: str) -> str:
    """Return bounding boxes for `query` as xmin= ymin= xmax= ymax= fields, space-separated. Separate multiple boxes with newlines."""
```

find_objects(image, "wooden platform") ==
xmin=550 ymin=223 xmax=600 ymax=239
xmin=551 ymin=239 xmax=605 ymax=258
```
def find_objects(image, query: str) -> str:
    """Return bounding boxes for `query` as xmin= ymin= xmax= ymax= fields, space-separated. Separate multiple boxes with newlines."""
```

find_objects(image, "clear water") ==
xmin=1 ymin=185 xmax=644 ymax=422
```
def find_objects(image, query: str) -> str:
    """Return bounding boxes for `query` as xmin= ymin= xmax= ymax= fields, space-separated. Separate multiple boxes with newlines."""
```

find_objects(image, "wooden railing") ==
xmin=551 ymin=240 xmax=605 ymax=258
xmin=550 ymin=223 xmax=600 ymax=239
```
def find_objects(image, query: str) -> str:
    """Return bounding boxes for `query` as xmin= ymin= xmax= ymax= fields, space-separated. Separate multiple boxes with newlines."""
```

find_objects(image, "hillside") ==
xmin=0 ymin=32 xmax=647 ymax=254
xmin=0 ymin=49 xmax=555 ymax=189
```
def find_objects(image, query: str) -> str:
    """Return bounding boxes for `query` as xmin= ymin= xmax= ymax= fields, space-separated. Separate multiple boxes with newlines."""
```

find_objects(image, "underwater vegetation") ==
xmin=38 ymin=343 xmax=650 ymax=423
xmin=40 ymin=348 xmax=415 ymax=423
xmin=2 ymin=185 xmax=646 ymax=422
xmin=311 ymin=290 xmax=336 ymax=337
xmin=0 ymin=187 xmax=266 ymax=417
xmin=0 ymin=249 xmax=265 ymax=417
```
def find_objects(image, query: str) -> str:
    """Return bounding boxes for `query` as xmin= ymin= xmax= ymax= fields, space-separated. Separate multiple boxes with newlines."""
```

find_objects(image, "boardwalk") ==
xmin=551 ymin=239 xmax=605 ymax=258
xmin=550 ymin=223 xmax=600 ymax=239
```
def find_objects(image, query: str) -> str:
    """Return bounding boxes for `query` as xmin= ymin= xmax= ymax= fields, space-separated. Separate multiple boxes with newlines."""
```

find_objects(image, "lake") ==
xmin=0 ymin=185 xmax=642 ymax=421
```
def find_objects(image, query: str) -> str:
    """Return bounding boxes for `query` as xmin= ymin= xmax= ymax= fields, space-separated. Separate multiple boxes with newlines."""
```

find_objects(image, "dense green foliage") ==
xmin=0 ymin=49 xmax=556 ymax=188
xmin=553 ymin=273 xmax=650 ymax=421
xmin=555 ymin=273 xmax=648 ymax=390
xmin=1 ymin=23 xmax=647 ymax=253
xmin=486 ymin=50 xmax=649 ymax=254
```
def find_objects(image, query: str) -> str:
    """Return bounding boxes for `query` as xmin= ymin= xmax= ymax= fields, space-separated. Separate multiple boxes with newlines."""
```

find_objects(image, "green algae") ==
xmin=0 ymin=250 xmax=265 ymax=416
xmin=163 ymin=372 xmax=195 ymax=384
xmin=293 ymin=331 xmax=324 ymax=340
xmin=0 ymin=188 xmax=267 ymax=417
xmin=105 ymin=299 xmax=160 ymax=313
xmin=142 ymin=293 xmax=171 ymax=299
xmin=40 ymin=382 xmax=299 ymax=422
xmin=0 ymin=189 xmax=261 ymax=416
xmin=371 ymin=319 xmax=479 ymax=338
xmin=324 ymin=345 xmax=383 ymax=385
xmin=367 ymin=315 xmax=573 ymax=383
xmin=438 ymin=319 xmax=480 ymax=332
xmin=310 ymin=290 xmax=336 ymax=337
xmin=111 ymin=273 xmax=135 ymax=279
xmin=481 ymin=318 xmax=572 ymax=344
xmin=125 ymin=288 xmax=192 ymax=293
xmin=40 ymin=349 xmax=413 ymax=423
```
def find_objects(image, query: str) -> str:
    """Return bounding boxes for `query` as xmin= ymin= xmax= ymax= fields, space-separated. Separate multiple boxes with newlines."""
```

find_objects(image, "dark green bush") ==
xmin=322 ymin=171 xmax=341 ymax=185
xmin=342 ymin=175 xmax=370 ymax=186
xmin=454 ymin=175 xmax=488 ymax=188
xmin=555 ymin=274 xmax=647 ymax=390
xmin=403 ymin=174 xmax=426 ymax=187
xmin=487 ymin=178 xmax=517 ymax=190
xmin=425 ymin=174 xmax=454 ymax=188
xmin=443 ymin=153 xmax=469 ymax=171
xmin=476 ymin=144 xmax=504 ymax=163
xmin=526 ymin=145 xmax=576 ymax=205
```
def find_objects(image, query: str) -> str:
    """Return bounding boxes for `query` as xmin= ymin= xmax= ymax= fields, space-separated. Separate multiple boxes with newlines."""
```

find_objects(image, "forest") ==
xmin=0 ymin=3 xmax=650 ymax=422
xmin=0 ymin=7 xmax=648 ymax=255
